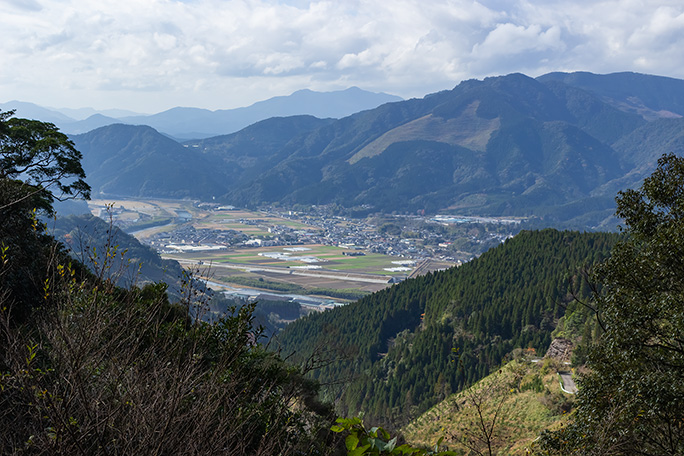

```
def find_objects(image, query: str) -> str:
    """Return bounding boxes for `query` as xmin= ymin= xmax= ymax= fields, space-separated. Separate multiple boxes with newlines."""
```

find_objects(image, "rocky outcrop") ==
xmin=546 ymin=338 xmax=574 ymax=363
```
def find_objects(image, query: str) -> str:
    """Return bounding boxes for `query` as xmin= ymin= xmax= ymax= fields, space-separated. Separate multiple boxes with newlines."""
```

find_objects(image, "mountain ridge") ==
xmin=222 ymin=72 xmax=650 ymax=224
xmin=537 ymin=71 xmax=684 ymax=120
xmin=60 ymin=71 xmax=684 ymax=227
xmin=2 ymin=87 xmax=402 ymax=139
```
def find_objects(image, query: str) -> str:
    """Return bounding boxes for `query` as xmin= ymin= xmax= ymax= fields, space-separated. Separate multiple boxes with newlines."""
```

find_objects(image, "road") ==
xmin=559 ymin=371 xmax=578 ymax=394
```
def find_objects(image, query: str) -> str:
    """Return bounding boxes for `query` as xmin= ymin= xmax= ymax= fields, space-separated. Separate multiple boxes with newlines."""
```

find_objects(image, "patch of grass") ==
xmin=217 ymin=276 xmax=369 ymax=301
xmin=402 ymin=359 xmax=574 ymax=455
xmin=219 ymin=276 xmax=306 ymax=293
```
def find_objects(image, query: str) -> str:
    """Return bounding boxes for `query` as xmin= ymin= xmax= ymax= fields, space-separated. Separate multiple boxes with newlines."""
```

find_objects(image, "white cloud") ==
xmin=628 ymin=6 xmax=684 ymax=48
xmin=1 ymin=0 xmax=42 ymax=12
xmin=1 ymin=0 xmax=683 ymax=112
xmin=474 ymin=24 xmax=565 ymax=58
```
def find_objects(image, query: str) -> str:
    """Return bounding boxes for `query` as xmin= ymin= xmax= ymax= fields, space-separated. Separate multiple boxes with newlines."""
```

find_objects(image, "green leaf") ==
xmin=349 ymin=444 xmax=371 ymax=456
xmin=386 ymin=436 xmax=397 ymax=452
xmin=433 ymin=436 xmax=444 ymax=452
xmin=346 ymin=434 xmax=360 ymax=451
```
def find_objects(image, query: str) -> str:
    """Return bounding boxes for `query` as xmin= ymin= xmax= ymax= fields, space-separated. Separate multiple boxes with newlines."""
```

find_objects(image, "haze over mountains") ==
xmin=63 ymin=71 xmax=684 ymax=230
xmin=1 ymin=87 xmax=402 ymax=139
xmin=6 ymin=71 xmax=684 ymax=230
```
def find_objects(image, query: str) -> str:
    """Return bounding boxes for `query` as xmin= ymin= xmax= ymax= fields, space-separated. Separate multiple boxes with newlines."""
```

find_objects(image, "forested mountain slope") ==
xmin=537 ymin=71 xmax=684 ymax=120
xmin=275 ymin=229 xmax=619 ymax=428
xmin=225 ymin=74 xmax=641 ymax=223
xmin=71 ymin=72 xmax=684 ymax=228
xmin=71 ymin=116 xmax=330 ymax=198
xmin=51 ymin=214 xmax=186 ymax=290
xmin=72 ymin=124 xmax=225 ymax=198
xmin=183 ymin=115 xmax=336 ymax=187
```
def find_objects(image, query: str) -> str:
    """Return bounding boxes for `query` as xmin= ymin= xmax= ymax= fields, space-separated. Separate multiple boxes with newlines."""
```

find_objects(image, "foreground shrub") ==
xmin=0 ymin=276 xmax=334 ymax=455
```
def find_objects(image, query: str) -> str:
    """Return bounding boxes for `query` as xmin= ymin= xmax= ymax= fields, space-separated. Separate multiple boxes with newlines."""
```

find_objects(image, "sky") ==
xmin=1 ymin=0 xmax=684 ymax=114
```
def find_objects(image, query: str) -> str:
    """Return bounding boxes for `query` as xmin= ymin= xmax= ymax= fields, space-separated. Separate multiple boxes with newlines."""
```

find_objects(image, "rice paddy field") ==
xmin=86 ymin=198 xmax=419 ymax=296
xmin=165 ymin=243 xmax=413 ymax=277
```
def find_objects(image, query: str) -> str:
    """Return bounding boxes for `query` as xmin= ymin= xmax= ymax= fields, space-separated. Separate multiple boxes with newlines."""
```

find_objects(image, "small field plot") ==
xmin=192 ymin=210 xmax=315 ymax=235
xmin=206 ymin=269 xmax=386 ymax=294
xmin=87 ymin=198 xmax=180 ymax=231
xmin=323 ymin=253 xmax=409 ymax=275
xmin=245 ymin=270 xmax=389 ymax=294
xmin=200 ymin=221 xmax=272 ymax=236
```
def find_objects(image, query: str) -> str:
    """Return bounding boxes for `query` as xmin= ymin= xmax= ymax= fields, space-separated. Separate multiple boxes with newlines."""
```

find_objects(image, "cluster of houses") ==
xmin=135 ymin=203 xmax=513 ymax=263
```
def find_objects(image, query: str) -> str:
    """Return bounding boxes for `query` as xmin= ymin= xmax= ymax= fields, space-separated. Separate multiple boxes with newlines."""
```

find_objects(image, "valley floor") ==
xmin=87 ymin=197 xmax=516 ymax=303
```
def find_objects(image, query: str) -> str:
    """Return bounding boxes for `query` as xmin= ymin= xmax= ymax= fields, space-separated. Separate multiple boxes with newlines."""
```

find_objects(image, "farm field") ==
xmin=164 ymin=243 xmax=412 ymax=281
xmin=84 ymin=197 xmax=455 ymax=300
xmin=87 ymin=198 xmax=317 ymax=239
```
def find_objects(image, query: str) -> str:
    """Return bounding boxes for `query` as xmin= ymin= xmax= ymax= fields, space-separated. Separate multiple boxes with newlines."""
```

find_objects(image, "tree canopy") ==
xmin=540 ymin=153 xmax=684 ymax=455
xmin=0 ymin=110 xmax=90 ymax=212
xmin=0 ymin=112 xmax=337 ymax=454
xmin=276 ymin=229 xmax=618 ymax=429
xmin=0 ymin=111 xmax=92 ymax=324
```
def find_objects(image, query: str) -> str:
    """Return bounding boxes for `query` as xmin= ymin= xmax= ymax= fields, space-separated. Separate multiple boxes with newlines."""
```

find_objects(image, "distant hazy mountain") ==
xmin=0 ymin=100 xmax=74 ymax=125
xmin=2 ymin=87 xmax=401 ymax=139
xmin=63 ymin=114 xmax=123 ymax=134
xmin=0 ymin=101 xmax=140 ymax=132
xmin=53 ymin=107 xmax=144 ymax=120
xmin=117 ymin=87 xmax=402 ymax=139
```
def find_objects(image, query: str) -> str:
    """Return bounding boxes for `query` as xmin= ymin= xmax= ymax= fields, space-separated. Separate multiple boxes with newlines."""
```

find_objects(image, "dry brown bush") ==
xmin=0 ymin=259 xmax=334 ymax=455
